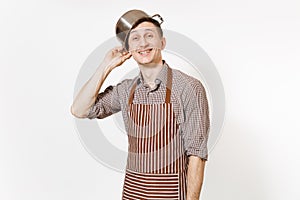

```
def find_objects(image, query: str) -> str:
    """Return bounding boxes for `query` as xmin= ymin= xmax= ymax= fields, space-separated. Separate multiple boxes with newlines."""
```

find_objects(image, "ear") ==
xmin=161 ymin=37 xmax=166 ymax=50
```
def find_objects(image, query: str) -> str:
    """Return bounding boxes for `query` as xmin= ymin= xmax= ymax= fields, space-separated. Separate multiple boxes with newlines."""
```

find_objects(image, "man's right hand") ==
xmin=103 ymin=46 xmax=132 ymax=71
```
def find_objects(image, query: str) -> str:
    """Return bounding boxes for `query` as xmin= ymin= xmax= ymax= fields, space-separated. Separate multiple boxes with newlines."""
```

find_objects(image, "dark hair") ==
xmin=125 ymin=17 xmax=163 ymax=50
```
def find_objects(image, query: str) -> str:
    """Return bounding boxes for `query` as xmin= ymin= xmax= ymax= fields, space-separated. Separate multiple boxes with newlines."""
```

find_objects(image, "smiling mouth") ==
xmin=138 ymin=48 xmax=153 ymax=56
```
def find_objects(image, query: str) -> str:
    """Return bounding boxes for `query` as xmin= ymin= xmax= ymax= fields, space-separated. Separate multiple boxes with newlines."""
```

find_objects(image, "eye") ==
xmin=131 ymin=35 xmax=139 ymax=41
xmin=146 ymin=33 xmax=154 ymax=38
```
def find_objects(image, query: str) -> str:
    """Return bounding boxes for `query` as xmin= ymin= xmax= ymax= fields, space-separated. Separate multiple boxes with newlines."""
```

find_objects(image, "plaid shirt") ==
xmin=87 ymin=61 xmax=210 ymax=160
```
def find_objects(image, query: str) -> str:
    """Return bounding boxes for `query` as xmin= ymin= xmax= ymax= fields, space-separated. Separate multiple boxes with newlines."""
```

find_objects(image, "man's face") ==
xmin=127 ymin=22 xmax=166 ymax=65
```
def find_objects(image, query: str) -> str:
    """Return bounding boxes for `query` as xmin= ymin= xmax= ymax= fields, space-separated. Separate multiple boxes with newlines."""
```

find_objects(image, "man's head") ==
xmin=127 ymin=20 xmax=165 ymax=65
xmin=116 ymin=10 xmax=165 ymax=65
xmin=115 ymin=10 xmax=164 ymax=49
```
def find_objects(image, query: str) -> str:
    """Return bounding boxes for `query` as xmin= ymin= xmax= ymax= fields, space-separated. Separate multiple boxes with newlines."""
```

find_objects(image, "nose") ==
xmin=138 ymin=36 xmax=149 ymax=48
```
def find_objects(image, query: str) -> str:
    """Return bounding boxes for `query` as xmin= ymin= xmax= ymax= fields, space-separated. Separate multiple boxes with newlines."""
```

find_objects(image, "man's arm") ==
xmin=182 ymin=79 xmax=210 ymax=200
xmin=187 ymin=156 xmax=206 ymax=200
xmin=70 ymin=47 xmax=131 ymax=118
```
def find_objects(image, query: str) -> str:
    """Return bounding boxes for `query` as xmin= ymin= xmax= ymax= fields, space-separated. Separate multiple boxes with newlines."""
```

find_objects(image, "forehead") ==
xmin=130 ymin=21 xmax=158 ymax=34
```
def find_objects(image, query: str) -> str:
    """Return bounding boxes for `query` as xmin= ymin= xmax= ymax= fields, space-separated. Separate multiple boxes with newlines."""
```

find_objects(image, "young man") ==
xmin=71 ymin=10 xmax=210 ymax=200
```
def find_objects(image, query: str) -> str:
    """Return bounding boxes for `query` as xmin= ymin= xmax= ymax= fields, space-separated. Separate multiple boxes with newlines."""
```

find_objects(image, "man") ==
xmin=71 ymin=9 xmax=210 ymax=200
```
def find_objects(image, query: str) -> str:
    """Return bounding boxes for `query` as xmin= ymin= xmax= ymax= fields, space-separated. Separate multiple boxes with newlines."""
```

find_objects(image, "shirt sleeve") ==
xmin=86 ymin=84 xmax=121 ymax=119
xmin=181 ymin=80 xmax=210 ymax=160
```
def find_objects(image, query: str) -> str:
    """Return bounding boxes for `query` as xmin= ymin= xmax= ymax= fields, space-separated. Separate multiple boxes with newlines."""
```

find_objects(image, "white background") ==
xmin=1 ymin=0 xmax=300 ymax=199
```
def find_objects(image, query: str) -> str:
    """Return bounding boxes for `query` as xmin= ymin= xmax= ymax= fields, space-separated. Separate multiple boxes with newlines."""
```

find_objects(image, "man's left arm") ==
xmin=187 ymin=156 xmax=206 ymax=200
xmin=182 ymin=80 xmax=210 ymax=200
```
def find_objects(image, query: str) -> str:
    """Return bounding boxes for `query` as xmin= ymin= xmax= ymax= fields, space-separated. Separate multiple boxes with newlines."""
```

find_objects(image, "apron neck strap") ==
xmin=128 ymin=66 xmax=173 ymax=105
xmin=165 ymin=66 xmax=172 ymax=103
xmin=128 ymin=82 xmax=137 ymax=106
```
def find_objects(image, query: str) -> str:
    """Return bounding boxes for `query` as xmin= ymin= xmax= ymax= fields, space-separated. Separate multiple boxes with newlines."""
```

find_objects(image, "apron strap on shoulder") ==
xmin=165 ymin=67 xmax=172 ymax=104
xmin=128 ymin=81 xmax=137 ymax=106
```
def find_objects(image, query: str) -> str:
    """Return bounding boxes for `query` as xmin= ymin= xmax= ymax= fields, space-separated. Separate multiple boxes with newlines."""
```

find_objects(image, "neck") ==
xmin=138 ymin=60 xmax=164 ymax=84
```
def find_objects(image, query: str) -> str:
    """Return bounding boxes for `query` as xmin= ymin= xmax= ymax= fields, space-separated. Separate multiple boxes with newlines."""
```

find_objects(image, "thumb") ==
xmin=122 ymin=52 xmax=132 ymax=61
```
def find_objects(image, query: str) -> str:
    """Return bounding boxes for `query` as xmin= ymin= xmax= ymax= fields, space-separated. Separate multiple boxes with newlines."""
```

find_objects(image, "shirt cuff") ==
xmin=86 ymin=105 xmax=96 ymax=119
xmin=186 ymin=148 xmax=208 ymax=161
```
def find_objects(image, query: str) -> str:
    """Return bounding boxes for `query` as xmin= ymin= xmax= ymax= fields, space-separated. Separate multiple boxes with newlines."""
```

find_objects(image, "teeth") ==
xmin=139 ymin=49 xmax=151 ymax=55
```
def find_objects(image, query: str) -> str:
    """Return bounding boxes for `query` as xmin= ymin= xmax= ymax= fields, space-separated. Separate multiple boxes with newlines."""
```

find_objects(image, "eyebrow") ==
xmin=130 ymin=28 xmax=155 ymax=34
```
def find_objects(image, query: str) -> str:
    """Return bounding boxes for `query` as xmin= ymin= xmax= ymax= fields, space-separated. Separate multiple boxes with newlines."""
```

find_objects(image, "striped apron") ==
xmin=122 ymin=67 xmax=188 ymax=200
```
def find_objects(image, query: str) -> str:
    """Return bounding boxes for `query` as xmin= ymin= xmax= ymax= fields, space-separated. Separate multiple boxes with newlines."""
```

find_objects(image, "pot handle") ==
xmin=151 ymin=14 xmax=164 ymax=24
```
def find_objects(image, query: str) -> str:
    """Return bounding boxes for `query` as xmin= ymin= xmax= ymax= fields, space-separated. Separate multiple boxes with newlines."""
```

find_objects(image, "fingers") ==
xmin=112 ymin=46 xmax=125 ymax=53
xmin=110 ymin=47 xmax=122 ymax=57
xmin=109 ymin=46 xmax=131 ymax=64
xmin=112 ymin=46 xmax=123 ymax=51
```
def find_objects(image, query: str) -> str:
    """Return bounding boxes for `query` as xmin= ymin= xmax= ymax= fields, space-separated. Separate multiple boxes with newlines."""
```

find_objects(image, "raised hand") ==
xmin=103 ymin=46 xmax=132 ymax=71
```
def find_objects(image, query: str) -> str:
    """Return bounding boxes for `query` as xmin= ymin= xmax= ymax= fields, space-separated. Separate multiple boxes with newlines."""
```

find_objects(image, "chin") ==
xmin=132 ymin=55 xmax=153 ymax=65
xmin=137 ymin=58 xmax=153 ymax=65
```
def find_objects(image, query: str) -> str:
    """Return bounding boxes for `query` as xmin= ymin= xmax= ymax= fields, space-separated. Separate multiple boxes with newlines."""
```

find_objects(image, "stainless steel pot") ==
xmin=115 ymin=9 xmax=163 ymax=50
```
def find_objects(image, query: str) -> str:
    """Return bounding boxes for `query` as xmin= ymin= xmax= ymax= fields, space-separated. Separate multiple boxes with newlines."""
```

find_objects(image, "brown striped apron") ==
xmin=122 ymin=67 xmax=188 ymax=200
